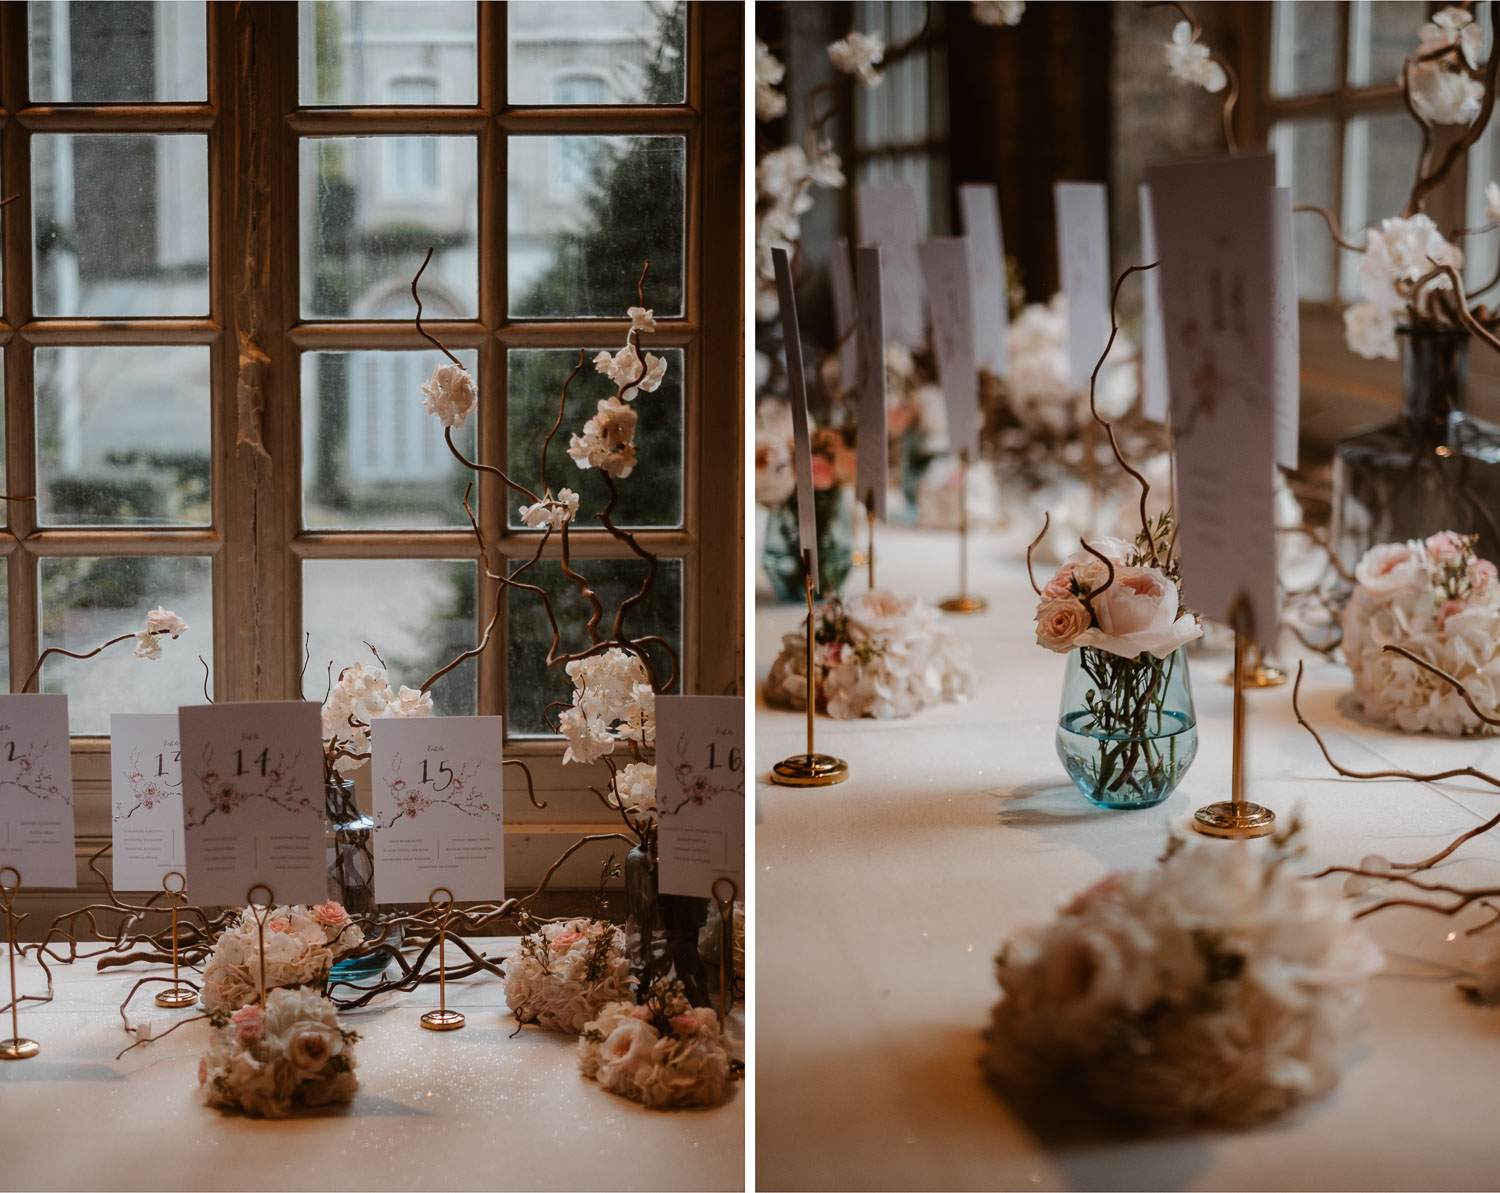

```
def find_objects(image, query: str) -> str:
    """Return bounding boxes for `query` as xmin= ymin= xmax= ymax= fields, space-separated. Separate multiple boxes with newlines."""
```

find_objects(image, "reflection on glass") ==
xmin=1348 ymin=1 xmax=1428 ymax=88
xmin=507 ymin=557 xmax=681 ymax=737
xmin=298 ymin=0 xmax=476 ymax=106
xmin=506 ymin=2 xmax=685 ymax=105
xmin=33 ymin=135 xmax=210 ymax=317
xmin=506 ymin=348 xmax=683 ymax=529
xmin=508 ymin=136 xmax=684 ymax=318
xmin=1269 ymin=1 xmax=1339 ymax=97
xmin=301 ymin=137 xmax=478 ymax=319
xmin=29 ymin=1 xmax=207 ymax=102
xmin=1271 ymin=119 xmax=1338 ymax=303
xmin=302 ymin=558 xmax=477 ymax=716
xmin=37 ymin=346 xmax=211 ymax=527
xmin=302 ymin=349 xmax=477 ymax=529
xmin=39 ymin=556 xmax=212 ymax=734
xmin=1342 ymin=113 xmax=1425 ymax=301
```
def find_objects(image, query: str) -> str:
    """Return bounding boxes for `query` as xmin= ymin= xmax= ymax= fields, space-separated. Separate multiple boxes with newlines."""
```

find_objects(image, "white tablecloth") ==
xmin=0 ymin=939 xmax=743 ymax=1192
xmin=756 ymin=523 xmax=1500 ymax=1191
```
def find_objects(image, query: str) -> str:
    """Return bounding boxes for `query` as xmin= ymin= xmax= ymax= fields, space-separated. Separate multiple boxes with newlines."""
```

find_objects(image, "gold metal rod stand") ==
xmin=770 ymin=550 xmax=848 ymax=787
xmin=155 ymin=871 xmax=197 ymax=1009
xmin=864 ymin=489 xmax=876 ymax=591
xmin=420 ymin=887 xmax=465 ymax=1031
xmin=1192 ymin=594 xmax=1278 ymax=839
xmin=711 ymin=877 xmax=737 ymax=1026
xmin=246 ymin=883 xmax=274 ymax=1006
xmin=1221 ymin=639 xmax=1287 ymax=689
xmin=0 ymin=867 xmax=38 ymax=1060
xmin=940 ymin=450 xmax=987 ymax=614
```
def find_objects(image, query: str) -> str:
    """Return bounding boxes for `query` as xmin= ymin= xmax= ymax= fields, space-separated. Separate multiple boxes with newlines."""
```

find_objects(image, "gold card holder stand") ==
xmin=940 ymin=451 xmax=988 ymax=614
xmin=864 ymin=489 xmax=877 ymax=591
xmin=771 ymin=550 xmax=848 ymax=788
xmin=154 ymin=871 xmax=197 ymax=1009
xmin=1192 ymin=594 xmax=1278 ymax=840
xmin=0 ymin=867 xmax=38 ymax=1060
xmin=1221 ymin=639 xmax=1287 ymax=689
xmin=245 ymin=883 xmax=276 ymax=1007
xmin=711 ymin=877 xmax=737 ymax=1025
xmin=420 ymin=888 xmax=465 ymax=1031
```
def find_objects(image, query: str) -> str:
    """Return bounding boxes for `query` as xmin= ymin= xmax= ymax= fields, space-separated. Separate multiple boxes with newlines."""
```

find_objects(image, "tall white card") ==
xmin=655 ymin=696 xmax=744 ymax=900
xmin=772 ymin=246 xmax=820 ymax=585
xmin=0 ymin=695 xmax=75 ymax=888
xmin=1138 ymin=184 xmax=1170 ymax=425
xmin=916 ymin=238 xmax=981 ymax=460
xmin=371 ymin=716 xmax=505 ymax=904
xmin=1271 ymin=186 xmax=1300 ymax=470
xmin=959 ymin=183 xmax=1011 ymax=375
xmin=110 ymin=713 xmax=184 ymax=892
xmin=1147 ymin=154 xmax=1280 ymax=651
xmin=179 ymin=701 xmax=326 ymax=907
xmin=854 ymin=245 xmax=889 ymax=520
xmin=830 ymin=238 xmax=859 ymax=386
xmin=855 ymin=182 xmax=926 ymax=347
xmin=1055 ymin=182 xmax=1112 ymax=391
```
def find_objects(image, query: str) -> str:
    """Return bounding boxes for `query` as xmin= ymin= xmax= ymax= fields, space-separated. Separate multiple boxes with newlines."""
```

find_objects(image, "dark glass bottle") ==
xmin=1332 ymin=329 xmax=1500 ymax=573
xmin=624 ymin=833 xmax=711 ymax=1006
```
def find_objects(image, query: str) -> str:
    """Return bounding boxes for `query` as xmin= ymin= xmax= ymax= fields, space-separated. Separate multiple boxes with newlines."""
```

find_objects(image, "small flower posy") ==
xmin=321 ymin=660 xmax=433 ymax=779
xmin=201 ymin=902 xmax=364 ymax=1014
xmin=503 ymin=918 xmax=633 ymax=1035
xmin=577 ymin=978 xmax=733 ymax=1110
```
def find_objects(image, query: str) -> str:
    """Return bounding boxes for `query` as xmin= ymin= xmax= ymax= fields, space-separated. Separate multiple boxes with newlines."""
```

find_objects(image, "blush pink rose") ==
xmin=1075 ymin=566 xmax=1202 ymax=659
xmin=810 ymin=454 xmax=835 ymax=491
xmin=1469 ymin=558 xmax=1498 ymax=593
xmin=669 ymin=1014 xmax=700 ymax=1035
xmin=309 ymin=901 xmax=349 ymax=928
xmin=549 ymin=930 xmax=584 ymax=951
xmin=1355 ymin=542 xmax=1425 ymax=598
xmin=231 ymin=1005 xmax=263 ymax=1046
xmin=1425 ymin=530 xmax=1468 ymax=564
xmin=1035 ymin=597 xmax=1091 ymax=654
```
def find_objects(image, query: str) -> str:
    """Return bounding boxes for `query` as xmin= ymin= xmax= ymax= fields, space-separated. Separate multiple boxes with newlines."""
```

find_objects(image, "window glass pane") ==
xmin=506 ymin=348 xmax=683 ymax=529
xmin=302 ymin=559 xmax=477 ymax=717
xmin=1271 ymin=118 xmax=1337 ymax=303
xmin=39 ymin=555 xmax=212 ymax=735
xmin=507 ymin=2 xmax=685 ymax=105
xmin=1342 ymin=112 xmax=1425 ymax=302
xmin=506 ymin=558 xmax=682 ymax=737
xmin=300 ymin=136 xmax=479 ymax=319
xmin=298 ymin=0 xmax=476 ymax=107
xmin=37 ymin=346 xmax=210 ymax=527
xmin=302 ymin=348 xmax=477 ymax=530
xmin=0 ymin=572 xmax=8 ymax=692
xmin=1467 ymin=111 xmax=1500 ymax=293
xmin=1269 ymin=1 xmax=1340 ymax=97
xmin=1348 ymin=1 xmax=1429 ymax=88
xmin=29 ymin=1 xmax=207 ymax=102
xmin=508 ymin=136 xmax=685 ymax=318
xmin=33 ymin=134 xmax=210 ymax=317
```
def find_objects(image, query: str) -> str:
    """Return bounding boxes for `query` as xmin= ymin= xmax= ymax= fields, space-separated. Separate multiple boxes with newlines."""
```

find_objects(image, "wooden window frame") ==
xmin=0 ymin=1 xmax=744 ymax=891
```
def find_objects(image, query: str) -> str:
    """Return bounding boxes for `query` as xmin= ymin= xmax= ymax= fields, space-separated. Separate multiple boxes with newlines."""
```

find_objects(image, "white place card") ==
xmin=855 ymin=182 xmax=926 ymax=347
xmin=110 ymin=713 xmax=185 ymax=892
xmin=772 ymin=245 xmax=821 ymax=586
xmin=0 ymin=694 xmax=75 ymax=888
xmin=959 ymin=183 xmax=1010 ymax=376
xmin=830 ymin=238 xmax=860 ymax=387
xmin=179 ymin=701 xmax=326 ymax=907
xmin=1138 ymin=184 xmax=1170 ymax=425
xmin=371 ymin=716 xmax=505 ymax=905
xmin=1147 ymin=154 xmax=1280 ymax=652
xmin=1271 ymin=186 xmax=1300 ymax=470
xmin=1054 ymin=181 xmax=1112 ymax=391
xmin=916 ymin=238 xmax=981 ymax=460
xmin=656 ymin=696 xmax=745 ymax=900
xmin=854 ymin=245 xmax=889 ymax=520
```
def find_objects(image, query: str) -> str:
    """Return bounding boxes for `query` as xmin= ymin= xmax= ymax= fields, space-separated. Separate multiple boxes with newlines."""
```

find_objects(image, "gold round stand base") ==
xmin=1191 ymin=801 xmax=1278 ymax=840
xmin=420 ymin=1008 xmax=466 ymax=1032
xmin=939 ymin=595 xmax=988 ymax=614
xmin=1221 ymin=664 xmax=1287 ymax=689
xmin=0 ymin=1037 xmax=39 ymax=1060
xmin=770 ymin=753 xmax=848 ymax=787
xmin=155 ymin=986 xmax=198 ymax=1009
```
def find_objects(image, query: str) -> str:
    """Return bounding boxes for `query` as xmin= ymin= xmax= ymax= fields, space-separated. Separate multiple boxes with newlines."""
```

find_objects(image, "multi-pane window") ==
xmin=2 ymin=2 xmax=743 ymax=861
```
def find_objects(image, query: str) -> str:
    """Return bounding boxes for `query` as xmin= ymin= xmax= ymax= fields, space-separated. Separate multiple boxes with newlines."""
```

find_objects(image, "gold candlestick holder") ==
xmin=154 ymin=871 xmax=197 ymax=1009
xmin=0 ymin=867 xmax=38 ymax=1060
xmin=420 ymin=887 xmax=465 ymax=1031
xmin=1193 ymin=594 xmax=1278 ymax=839
xmin=771 ymin=551 xmax=848 ymax=787
xmin=1221 ymin=640 xmax=1287 ymax=689
xmin=711 ymin=877 xmax=737 ymax=1025
xmin=940 ymin=451 xmax=987 ymax=614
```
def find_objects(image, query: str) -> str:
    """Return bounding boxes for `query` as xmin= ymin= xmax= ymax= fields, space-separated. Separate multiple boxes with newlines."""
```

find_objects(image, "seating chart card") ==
xmin=830 ymin=238 xmax=860 ymax=385
xmin=917 ymin=238 xmax=981 ymax=460
xmin=0 ymin=694 xmax=75 ymax=888
xmin=772 ymin=245 xmax=821 ymax=584
xmin=854 ymin=245 xmax=889 ymax=520
xmin=959 ymin=183 xmax=1011 ymax=376
xmin=855 ymin=181 xmax=926 ymax=347
xmin=110 ymin=712 xmax=185 ymax=892
xmin=1138 ymin=184 xmax=1170 ymax=425
xmin=1054 ymin=181 xmax=1112 ymax=391
xmin=656 ymin=696 xmax=745 ymax=900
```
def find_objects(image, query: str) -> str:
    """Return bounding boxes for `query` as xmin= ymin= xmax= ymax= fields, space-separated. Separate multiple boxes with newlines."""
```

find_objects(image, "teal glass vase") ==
xmin=1055 ymin=645 xmax=1198 ymax=809
xmin=761 ymin=487 xmax=854 ymax=602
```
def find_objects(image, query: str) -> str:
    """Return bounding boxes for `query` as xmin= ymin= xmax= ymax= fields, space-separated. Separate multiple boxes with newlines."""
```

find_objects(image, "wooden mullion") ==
xmin=486 ymin=1 xmax=508 ymax=722
xmin=489 ymin=529 xmax=695 ymax=560
xmin=287 ymin=109 xmax=488 ymax=135
xmin=290 ymin=531 xmax=483 ymax=560
xmin=496 ymin=107 xmax=696 ymax=134
xmin=16 ymin=106 xmax=215 ymax=133
xmin=496 ymin=322 xmax=696 ymax=348
xmin=18 ymin=530 xmax=224 ymax=557
xmin=20 ymin=319 xmax=220 ymax=346
xmin=288 ymin=321 xmax=491 ymax=351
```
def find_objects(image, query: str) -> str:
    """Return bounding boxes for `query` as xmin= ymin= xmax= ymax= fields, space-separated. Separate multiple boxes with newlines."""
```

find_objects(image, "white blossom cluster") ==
xmin=984 ymin=838 xmax=1382 ymax=1126
xmin=755 ymin=142 xmax=845 ymax=321
xmin=765 ymin=589 xmax=977 ymax=719
xmin=566 ymin=309 xmax=668 ymax=481
xmin=133 ymin=606 xmax=189 ymax=660
xmin=755 ymin=39 xmax=786 ymax=121
xmin=609 ymin=760 xmax=658 ymax=819
xmin=972 ymin=1 xmax=1025 ymax=27
xmin=419 ymin=362 xmax=478 ymax=429
xmin=827 ymin=31 xmax=885 ymax=87
xmin=1004 ymin=294 xmax=1138 ymax=433
xmin=1165 ymin=21 xmax=1227 ymax=93
xmin=201 ymin=902 xmax=364 ymax=1014
xmin=322 ymin=662 xmax=433 ymax=777
xmin=517 ymin=488 xmax=580 ymax=532
xmin=503 ymin=919 xmax=633 ymax=1035
xmin=1343 ymin=533 xmax=1500 ymax=736
xmin=577 ymin=985 xmax=732 ymax=1110
xmin=1342 ymin=214 xmax=1463 ymax=360
xmin=1408 ymin=7 xmax=1485 ymax=126
xmin=559 ymin=647 xmax=655 ymax=766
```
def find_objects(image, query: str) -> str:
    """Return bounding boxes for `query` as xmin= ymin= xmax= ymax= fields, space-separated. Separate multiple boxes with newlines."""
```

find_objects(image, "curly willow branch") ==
xmin=1025 ymin=512 xmax=1051 ymax=596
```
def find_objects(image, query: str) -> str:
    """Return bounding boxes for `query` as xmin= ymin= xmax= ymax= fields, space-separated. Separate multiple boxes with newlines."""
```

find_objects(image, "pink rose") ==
xmin=231 ymin=1004 xmax=263 ymax=1046
xmin=1469 ymin=558 xmax=1498 ymax=593
xmin=1035 ymin=597 xmax=1091 ymax=654
xmin=309 ymin=901 xmax=349 ymax=928
xmin=630 ymin=1005 xmax=653 ymax=1020
xmin=669 ymin=1014 xmax=700 ymax=1035
xmin=1042 ymin=566 xmax=1078 ymax=600
xmin=1355 ymin=542 xmax=1425 ymax=598
xmin=550 ymin=930 xmax=584 ymax=951
xmin=1425 ymin=530 xmax=1467 ymax=564
xmin=1437 ymin=598 xmax=1468 ymax=630
xmin=1075 ymin=566 xmax=1202 ymax=659
xmin=810 ymin=454 xmax=835 ymax=491
xmin=268 ymin=918 xmax=291 ymax=934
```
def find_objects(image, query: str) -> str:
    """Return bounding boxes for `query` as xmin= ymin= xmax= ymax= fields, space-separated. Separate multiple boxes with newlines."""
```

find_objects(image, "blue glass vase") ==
xmin=325 ymin=778 xmax=394 ymax=982
xmin=1055 ymin=645 xmax=1197 ymax=809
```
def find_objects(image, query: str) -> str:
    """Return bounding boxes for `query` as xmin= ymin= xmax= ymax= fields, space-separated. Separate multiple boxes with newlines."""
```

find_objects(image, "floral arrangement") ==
xmin=558 ymin=648 xmax=656 ymax=767
xmin=984 ymin=833 xmax=1383 ymax=1127
xmin=201 ymin=902 xmax=364 ymax=1013
xmin=321 ymin=659 xmax=433 ymax=780
xmin=764 ymin=588 xmax=976 ymax=719
xmin=503 ymin=918 xmax=633 ymax=1034
xmin=1342 ymin=531 xmax=1500 ymax=735
xmin=753 ymin=400 xmax=857 ymax=510
xmin=577 ymin=979 xmax=733 ymax=1109
xmin=199 ymin=986 xmax=359 ymax=1119
xmin=1002 ymin=295 xmax=1139 ymax=435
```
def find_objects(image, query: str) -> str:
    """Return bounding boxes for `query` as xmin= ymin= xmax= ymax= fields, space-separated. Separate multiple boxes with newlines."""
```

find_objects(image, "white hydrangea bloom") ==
xmin=1166 ymin=21 xmax=1227 ymax=93
xmin=1342 ymin=301 xmax=1400 ymax=361
xmin=1003 ymin=294 xmax=1139 ymax=432
xmin=503 ymin=919 xmax=632 ymax=1034
xmin=559 ymin=648 xmax=655 ymax=765
xmin=755 ymin=39 xmax=788 ymax=120
xmin=577 ymin=993 xmax=732 ymax=1109
xmin=611 ymin=761 xmax=657 ymax=818
xmin=419 ymin=363 xmax=477 ymax=429
xmin=972 ymin=0 xmax=1024 ymax=25
xmin=1485 ymin=181 xmax=1500 ymax=226
xmin=323 ymin=662 xmax=430 ymax=775
xmin=828 ymin=30 xmax=885 ymax=87
xmin=133 ymin=631 xmax=162 ymax=661
xmin=145 ymin=607 xmax=189 ymax=638
xmin=1344 ymin=214 xmax=1463 ymax=358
